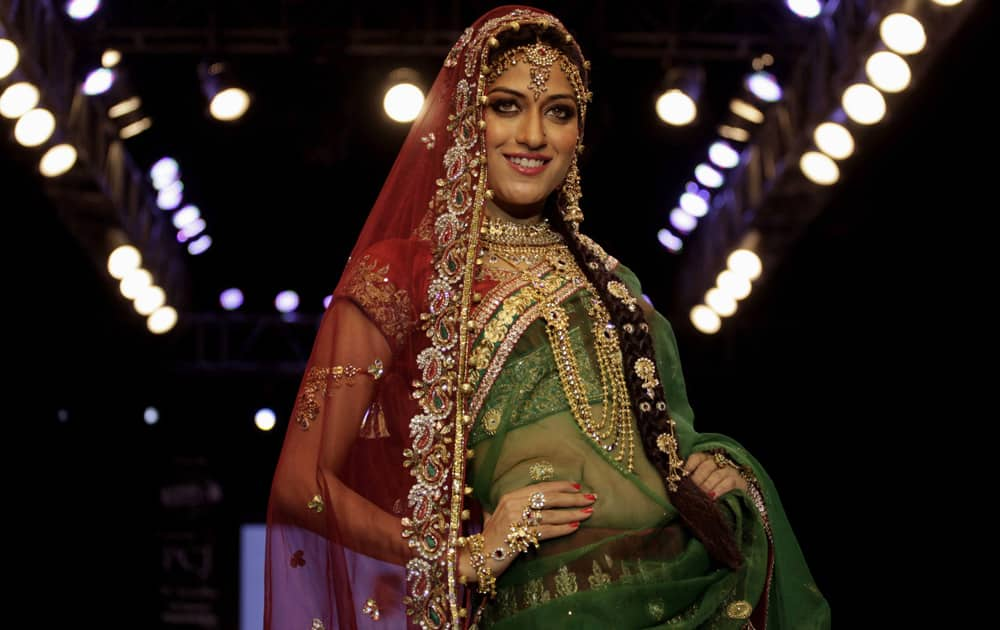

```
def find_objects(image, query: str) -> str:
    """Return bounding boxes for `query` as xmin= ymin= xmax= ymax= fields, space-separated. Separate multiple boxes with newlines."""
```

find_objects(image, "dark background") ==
xmin=7 ymin=1 xmax=988 ymax=626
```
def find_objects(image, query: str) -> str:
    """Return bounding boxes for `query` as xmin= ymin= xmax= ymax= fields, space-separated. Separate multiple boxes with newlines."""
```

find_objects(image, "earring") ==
xmin=558 ymin=151 xmax=584 ymax=230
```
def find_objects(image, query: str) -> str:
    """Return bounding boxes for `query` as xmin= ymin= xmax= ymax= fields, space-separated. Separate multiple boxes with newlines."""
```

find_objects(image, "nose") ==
xmin=515 ymin=107 xmax=546 ymax=150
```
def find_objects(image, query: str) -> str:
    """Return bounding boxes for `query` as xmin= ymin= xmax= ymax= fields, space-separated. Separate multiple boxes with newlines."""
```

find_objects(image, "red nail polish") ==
xmin=584 ymin=493 xmax=596 ymax=501
xmin=572 ymin=483 xmax=581 ymax=490
xmin=582 ymin=507 xmax=593 ymax=514
xmin=570 ymin=521 xmax=580 ymax=528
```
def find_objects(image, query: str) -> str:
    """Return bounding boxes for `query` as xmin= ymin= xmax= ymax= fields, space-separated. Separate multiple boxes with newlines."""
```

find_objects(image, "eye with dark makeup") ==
xmin=488 ymin=98 xmax=576 ymax=122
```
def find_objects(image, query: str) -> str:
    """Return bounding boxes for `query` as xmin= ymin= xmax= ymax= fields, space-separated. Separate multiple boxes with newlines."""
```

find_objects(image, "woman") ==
xmin=264 ymin=6 xmax=830 ymax=629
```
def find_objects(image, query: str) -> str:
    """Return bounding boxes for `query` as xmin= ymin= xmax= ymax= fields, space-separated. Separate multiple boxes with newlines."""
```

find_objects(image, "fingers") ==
xmin=536 ymin=521 xmax=581 ymax=540
xmin=688 ymin=457 xmax=718 ymax=487
xmin=683 ymin=451 xmax=710 ymax=474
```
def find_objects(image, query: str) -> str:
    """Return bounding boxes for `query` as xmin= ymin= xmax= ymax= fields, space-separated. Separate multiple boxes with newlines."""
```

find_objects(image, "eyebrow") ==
xmin=486 ymin=87 xmax=575 ymax=103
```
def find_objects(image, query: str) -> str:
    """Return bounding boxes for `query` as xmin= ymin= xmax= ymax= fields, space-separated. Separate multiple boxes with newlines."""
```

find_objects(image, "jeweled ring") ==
xmin=529 ymin=491 xmax=545 ymax=510
xmin=713 ymin=451 xmax=737 ymax=469
xmin=522 ymin=506 xmax=542 ymax=525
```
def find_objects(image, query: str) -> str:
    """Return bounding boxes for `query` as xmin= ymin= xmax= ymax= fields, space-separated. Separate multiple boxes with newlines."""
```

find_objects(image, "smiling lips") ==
xmin=504 ymin=153 xmax=551 ymax=175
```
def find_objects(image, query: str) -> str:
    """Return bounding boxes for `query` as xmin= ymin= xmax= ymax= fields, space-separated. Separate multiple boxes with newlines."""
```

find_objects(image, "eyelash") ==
xmin=490 ymin=99 xmax=575 ymax=121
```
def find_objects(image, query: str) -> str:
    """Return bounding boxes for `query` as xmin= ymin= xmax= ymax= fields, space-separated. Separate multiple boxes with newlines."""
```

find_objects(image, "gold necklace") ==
xmin=481 ymin=215 xmax=564 ymax=247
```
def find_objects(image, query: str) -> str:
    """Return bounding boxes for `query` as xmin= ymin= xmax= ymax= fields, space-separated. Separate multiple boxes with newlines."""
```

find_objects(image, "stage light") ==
xmin=82 ymin=68 xmax=114 ymax=95
xmin=173 ymin=205 xmax=201 ymax=229
xmin=108 ymin=245 xmax=141 ymax=279
xmin=932 ymin=0 xmax=962 ymax=5
xmin=708 ymin=141 xmax=740 ymax=169
xmin=0 ymin=39 xmax=18 ymax=80
xmin=705 ymin=288 xmax=737 ymax=317
xmin=842 ymin=83 xmax=886 ymax=125
xmin=383 ymin=67 xmax=425 ymax=123
xmin=157 ymin=180 xmax=184 ymax=210
xmin=679 ymin=185 xmax=710 ymax=217
xmin=143 ymin=407 xmax=159 ymax=425
xmin=745 ymin=71 xmax=782 ymax=103
xmin=199 ymin=61 xmax=251 ymax=121
xmin=694 ymin=164 xmax=724 ymax=189
xmin=669 ymin=208 xmax=697 ymax=233
xmin=730 ymin=99 xmax=764 ymax=124
xmin=220 ymin=288 xmax=244 ymax=311
xmin=0 ymin=82 xmax=40 ymax=119
xmin=716 ymin=270 xmax=752 ymax=301
xmin=101 ymin=48 xmax=121 ymax=68
xmin=727 ymin=249 xmax=762 ymax=281
xmin=188 ymin=235 xmax=212 ymax=255
xmin=275 ymin=291 xmax=300 ymax=314
xmin=120 ymin=268 xmax=152 ymax=299
xmin=655 ymin=67 xmax=704 ymax=126
xmin=255 ymin=409 xmax=277 ymax=432
xmin=108 ymin=96 xmax=141 ymax=118
xmin=14 ymin=108 xmax=55 ymax=146
xmin=150 ymin=157 xmax=179 ymax=190
xmin=657 ymin=229 xmax=683 ymax=252
xmin=119 ymin=117 xmax=152 ymax=138
xmin=177 ymin=218 xmax=206 ymax=241
xmin=66 ymin=0 xmax=100 ymax=20
xmin=717 ymin=125 xmax=750 ymax=143
xmin=800 ymin=151 xmax=840 ymax=185
xmin=880 ymin=13 xmax=926 ymax=55
xmin=865 ymin=51 xmax=911 ymax=93
xmin=133 ymin=285 xmax=166 ymax=315
xmin=785 ymin=0 xmax=823 ymax=19
xmin=40 ymin=144 xmax=78 ymax=177
xmin=147 ymin=306 xmax=178 ymax=334
xmin=813 ymin=122 xmax=854 ymax=160
xmin=690 ymin=305 xmax=721 ymax=334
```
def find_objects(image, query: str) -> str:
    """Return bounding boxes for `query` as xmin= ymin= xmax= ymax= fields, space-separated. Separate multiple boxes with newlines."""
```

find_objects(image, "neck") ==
xmin=485 ymin=197 xmax=544 ymax=225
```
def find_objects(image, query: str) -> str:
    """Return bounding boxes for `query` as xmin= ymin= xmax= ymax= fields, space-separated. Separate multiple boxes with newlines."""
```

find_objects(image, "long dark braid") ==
xmin=490 ymin=24 xmax=742 ymax=569
xmin=546 ymin=199 xmax=742 ymax=570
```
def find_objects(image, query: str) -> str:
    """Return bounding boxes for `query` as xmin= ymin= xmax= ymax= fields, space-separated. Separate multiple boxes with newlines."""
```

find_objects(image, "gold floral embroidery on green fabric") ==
xmin=554 ymin=565 xmax=579 ymax=597
xmin=523 ymin=578 xmax=551 ymax=608
xmin=497 ymin=588 xmax=517 ymax=617
xmin=588 ymin=560 xmax=611 ymax=590
xmin=528 ymin=460 xmax=555 ymax=481
xmin=647 ymin=598 xmax=667 ymax=621
xmin=726 ymin=600 xmax=753 ymax=619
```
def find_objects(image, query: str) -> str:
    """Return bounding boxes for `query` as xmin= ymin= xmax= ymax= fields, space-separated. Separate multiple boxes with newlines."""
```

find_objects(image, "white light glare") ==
xmin=40 ymin=144 xmax=78 ymax=177
xmin=880 ymin=13 xmax=927 ymax=55
xmin=0 ymin=39 xmax=19 ymax=80
xmin=657 ymin=229 xmax=683 ymax=253
xmin=679 ymin=189 xmax=709 ymax=217
xmin=172 ymin=205 xmax=201 ymax=229
xmin=655 ymin=89 xmax=697 ymax=126
xmin=120 ymin=268 xmax=153 ymax=299
xmin=383 ymin=83 xmax=425 ymax=123
xmin=786 ymin=0 xmax=822 ymax=19
xmin=694 ymin=163 xmax=724 ymax=189
xmin=690 ymin=305 xmax=721 ymax=335
xmin=210 ymin=87 xmax=251 ymax=121
xmin=727 ymin=249 xmax=763 ymax=281
xmin=800 ymin=151 xmax=840 ymax=185
xmin=157 ymin=180 xmax=184 ymax=210
xmin=150 ymin=158 xmax=180 ymax=190
xmin=83 ymin=68 xmax=114 ymax=95
xmin=101 ymin=49 xmax=121 ymax=68
xmin=275 ymin=290 xmax=300 ymax=314
xmin=188 ymin=235 xmax=213 ymax=255
xmin=0 ymin=82 xmax=40 ymax=119
xmin=133 ymin=285 xmax=166 ymax=315
xmin=716 ymin=270 xmax=752 ymax=301
xmin=746 ymin=71 xmax=783 ymax=103
xmin=705 ymin=288 xmax=738 ymax=317
xmin=14 ymin=108 xmax=56 ymax=147
xmin=842 ymin=83 xmax=886 ymax=125
xmin=866 ymin=51 xmax=912 ymax=93
xmin=709 ymin=141 xmax=740 ymax=169
xmin=143 ymin=406 xmax=159 ymax=425
xmin=66 ymin=0 xmax=101 ymax=20
xmin=814 ymin=122 xmax=855 ymax=160
xmin=107 ymin=245 xmax=141 ymax=279
xmin=147 ymin=306 xmax=178 ymax=334
xmin=220 ymin=288 xmax=244 ymax=311
xmin=255 ymin=409 xmax=277 ymax=431
xmin=670 ymin=208 xmax=698 ymax=234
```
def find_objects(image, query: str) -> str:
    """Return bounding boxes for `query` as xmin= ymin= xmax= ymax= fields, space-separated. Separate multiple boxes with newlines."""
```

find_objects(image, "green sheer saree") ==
xmin=466 ymin=262 xmax=830 ymax=629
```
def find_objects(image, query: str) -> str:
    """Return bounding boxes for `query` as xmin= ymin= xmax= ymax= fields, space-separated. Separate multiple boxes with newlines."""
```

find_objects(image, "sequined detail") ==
xmin=311 ymin=620 xmax=325 ymax=630
xmin=727 ymin=600 xmax=753 ymax=619
xmin=368 ymin=359 xmax=385 ymax=380
xmin=362 ymin=598 xmax=381 ymax=621
xmin=647 ymin=598 xmax=666 ymax=621
xmin=482 ymin=408 xmax=501 ymax=435
xmin=634 ymin=356 xmax=659 ymax=397
xmin=307 ymin=494 xmax=324 ymax=513
xmin=554 ymin=565 xmax=579 ymax=597
xmin=344 ymin=255 xmax=414 ymax=347
xmin=528 ymin=460 xmax=555 ymax=481
xmin=420 ymin=132 xmax=436 ymax=150
xmin=290 ymin=550 xmax=306 ymax=568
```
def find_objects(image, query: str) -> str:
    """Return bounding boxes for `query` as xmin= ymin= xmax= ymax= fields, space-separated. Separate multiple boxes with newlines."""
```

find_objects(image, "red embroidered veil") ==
xmin=263 ymin=7 xmax=584 ymax=628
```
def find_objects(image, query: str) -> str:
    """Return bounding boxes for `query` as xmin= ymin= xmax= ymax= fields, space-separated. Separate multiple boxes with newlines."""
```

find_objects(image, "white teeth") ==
xmin=508 ymin=156 xmax=545 ymax=168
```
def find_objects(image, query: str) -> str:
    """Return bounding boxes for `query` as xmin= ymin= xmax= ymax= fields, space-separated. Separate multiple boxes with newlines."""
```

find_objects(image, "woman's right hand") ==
xmin=460 ymin=481 xmax=597 ymax=582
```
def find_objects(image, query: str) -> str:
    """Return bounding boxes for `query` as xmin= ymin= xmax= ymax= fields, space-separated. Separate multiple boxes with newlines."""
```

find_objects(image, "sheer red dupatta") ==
xmin=263 ymin=7 xmax=582 ymax=629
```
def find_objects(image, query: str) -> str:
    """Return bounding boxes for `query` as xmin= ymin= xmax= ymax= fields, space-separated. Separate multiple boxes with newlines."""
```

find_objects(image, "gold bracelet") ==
xmin=463 ymin=533 xmax=496 ymax=597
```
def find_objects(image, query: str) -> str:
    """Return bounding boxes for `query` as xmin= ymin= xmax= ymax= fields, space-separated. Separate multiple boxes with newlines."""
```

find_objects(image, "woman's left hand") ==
xmin=683 ymin=451 xmax=749 ymax=500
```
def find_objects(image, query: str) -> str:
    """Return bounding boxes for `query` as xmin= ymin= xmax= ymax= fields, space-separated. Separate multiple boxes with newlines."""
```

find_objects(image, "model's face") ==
xmin=484 ymin=58 xmax=580 ymax=219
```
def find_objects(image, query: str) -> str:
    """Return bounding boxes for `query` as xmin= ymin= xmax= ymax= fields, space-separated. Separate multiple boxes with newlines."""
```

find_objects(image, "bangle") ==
xmin=463 ymin=534 xmax=496 ymax=597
